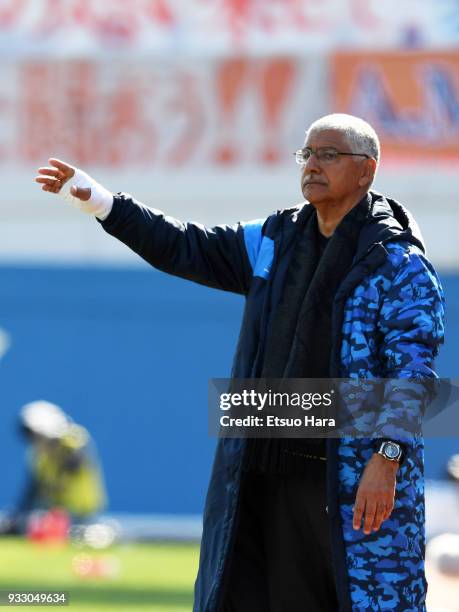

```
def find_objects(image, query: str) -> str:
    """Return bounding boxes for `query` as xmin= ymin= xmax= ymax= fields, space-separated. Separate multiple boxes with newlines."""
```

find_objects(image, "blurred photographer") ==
xmin=2 ymin=401 xmax=106 ymax=534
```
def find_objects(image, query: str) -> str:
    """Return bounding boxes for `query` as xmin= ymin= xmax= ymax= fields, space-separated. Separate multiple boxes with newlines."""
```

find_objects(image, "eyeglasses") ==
xmin=294 ymin=147 xmax=371 ymax=166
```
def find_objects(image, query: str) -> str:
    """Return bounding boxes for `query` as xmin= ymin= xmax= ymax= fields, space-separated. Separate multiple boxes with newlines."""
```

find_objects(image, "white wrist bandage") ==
xmin=59 ymin=168 xmax=114 ymax=221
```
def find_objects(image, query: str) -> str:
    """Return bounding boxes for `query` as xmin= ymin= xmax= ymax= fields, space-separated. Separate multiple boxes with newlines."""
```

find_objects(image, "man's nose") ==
xmin=302 ymin=152 xmax=321 ymax=176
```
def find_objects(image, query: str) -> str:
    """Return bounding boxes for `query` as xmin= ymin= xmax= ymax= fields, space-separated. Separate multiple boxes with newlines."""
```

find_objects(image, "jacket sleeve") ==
xmin=99 ymin=193 xmax=263 ymax=295
xmin=373 ymin=245 xmax=446 ymax=450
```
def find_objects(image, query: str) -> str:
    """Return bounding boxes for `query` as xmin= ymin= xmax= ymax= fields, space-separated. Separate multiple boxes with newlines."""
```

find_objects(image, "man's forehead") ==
xmin=303 ymin=128 xmax=348 ymax=149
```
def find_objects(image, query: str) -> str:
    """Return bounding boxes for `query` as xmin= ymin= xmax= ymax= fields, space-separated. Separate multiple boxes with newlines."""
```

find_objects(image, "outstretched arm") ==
xmin=36 ymin=159 xmax=256 ymax=294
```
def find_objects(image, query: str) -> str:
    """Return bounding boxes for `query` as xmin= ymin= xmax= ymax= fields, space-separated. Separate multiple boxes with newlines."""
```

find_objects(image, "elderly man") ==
xmin=36 ymin=114 xmax=444 ymax=611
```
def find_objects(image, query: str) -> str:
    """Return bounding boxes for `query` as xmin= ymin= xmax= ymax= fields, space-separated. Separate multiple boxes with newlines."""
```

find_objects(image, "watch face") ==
xmin=384 ymin=442 xmax=399 ymax=459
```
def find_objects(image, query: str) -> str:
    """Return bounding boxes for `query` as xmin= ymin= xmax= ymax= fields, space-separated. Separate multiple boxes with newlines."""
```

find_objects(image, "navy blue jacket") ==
xmin=101 ymin=191 xmax=445 ymax=611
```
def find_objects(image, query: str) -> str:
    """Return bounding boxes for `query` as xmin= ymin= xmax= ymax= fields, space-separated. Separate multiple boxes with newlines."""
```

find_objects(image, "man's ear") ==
xmin=358 ymin=158 xmax=377 ymax=188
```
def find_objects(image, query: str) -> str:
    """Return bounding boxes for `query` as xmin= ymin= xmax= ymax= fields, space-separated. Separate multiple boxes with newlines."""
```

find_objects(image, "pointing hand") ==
xmin=35 ymin=158 xmax=113 ymax=219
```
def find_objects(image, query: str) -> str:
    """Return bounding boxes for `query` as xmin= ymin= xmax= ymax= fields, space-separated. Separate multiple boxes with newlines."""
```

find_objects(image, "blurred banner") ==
xmin=0 ymin=0 xmax=458 ymax=53
xmin=331 ymin=51 xmax=459 ymax=161
xmin=0 ymin=57 xmax=327 ymax=168
xmin=5 ymin=51 xmax=459 ymax=168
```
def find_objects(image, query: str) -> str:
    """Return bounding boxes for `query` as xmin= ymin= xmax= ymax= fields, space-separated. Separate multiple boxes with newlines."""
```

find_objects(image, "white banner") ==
xmin=0 ymin=56 xmax=328 ymax=168
xmin=0 ymin=0 xmax=457 ymax=55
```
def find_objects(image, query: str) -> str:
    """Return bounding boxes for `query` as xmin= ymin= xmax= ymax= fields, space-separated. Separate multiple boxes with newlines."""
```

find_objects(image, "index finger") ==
xmin=48 ymin=158 xmax=75 ymax=177
xmin=353 ymin=498 xmax=365 ymax=530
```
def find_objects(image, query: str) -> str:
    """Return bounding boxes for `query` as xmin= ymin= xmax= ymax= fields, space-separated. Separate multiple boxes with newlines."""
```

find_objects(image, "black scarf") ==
xmin=244 ymin=195 xmax=371 ymax=473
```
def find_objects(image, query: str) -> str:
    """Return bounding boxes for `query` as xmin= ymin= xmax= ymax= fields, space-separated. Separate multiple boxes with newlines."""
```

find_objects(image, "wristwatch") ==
xmin=377 ymin=440 xmax=403 ymax=463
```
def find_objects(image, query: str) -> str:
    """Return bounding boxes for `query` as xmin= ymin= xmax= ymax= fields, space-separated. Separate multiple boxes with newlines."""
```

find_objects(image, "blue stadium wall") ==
xmin=0 ymin=264 xmax=457 ymax=514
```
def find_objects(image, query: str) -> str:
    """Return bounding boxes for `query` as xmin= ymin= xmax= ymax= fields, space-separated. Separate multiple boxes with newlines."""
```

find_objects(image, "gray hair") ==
xmin=306 ymin=113 xmax=380 ymax=166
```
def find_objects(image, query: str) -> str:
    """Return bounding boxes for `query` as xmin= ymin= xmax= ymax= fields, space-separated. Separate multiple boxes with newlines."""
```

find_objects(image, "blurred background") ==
xmin=0 ymin=0 xmax=458 ymax=610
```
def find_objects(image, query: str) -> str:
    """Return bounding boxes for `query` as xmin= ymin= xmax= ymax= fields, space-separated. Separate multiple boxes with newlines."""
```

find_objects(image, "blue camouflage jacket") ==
xmin=100 ymin=190 xmax=445 ymax=612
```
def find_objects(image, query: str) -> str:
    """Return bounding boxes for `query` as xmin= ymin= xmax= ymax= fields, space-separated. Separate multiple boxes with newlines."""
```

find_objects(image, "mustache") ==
xmin=302 ymin=177 xmax=327 ymax=188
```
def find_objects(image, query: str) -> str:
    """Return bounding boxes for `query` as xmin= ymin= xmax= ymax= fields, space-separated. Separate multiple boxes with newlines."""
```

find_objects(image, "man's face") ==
xmin=300 ymin=129 xmax=373 ymax=207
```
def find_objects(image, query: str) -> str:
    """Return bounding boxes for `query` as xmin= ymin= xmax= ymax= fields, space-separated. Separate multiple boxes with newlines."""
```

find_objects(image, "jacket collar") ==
xmin=270 ymin=190 xmax=424 ymax=272
xmin=278 ymin=190 xmax=424 ymax=253
xmin=354 ymin=190 xmax=425 ymax=263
